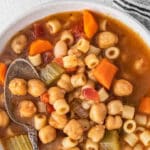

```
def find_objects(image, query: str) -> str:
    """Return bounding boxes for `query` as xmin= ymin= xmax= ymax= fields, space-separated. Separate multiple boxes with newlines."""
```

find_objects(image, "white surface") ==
xmin=0 ymin=0 xmax=112 ymax=35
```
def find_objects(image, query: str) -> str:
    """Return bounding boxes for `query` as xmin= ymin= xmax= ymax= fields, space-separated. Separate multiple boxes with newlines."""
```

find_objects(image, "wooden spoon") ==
xmin=4 ymin=58 xmax=39 ymax=150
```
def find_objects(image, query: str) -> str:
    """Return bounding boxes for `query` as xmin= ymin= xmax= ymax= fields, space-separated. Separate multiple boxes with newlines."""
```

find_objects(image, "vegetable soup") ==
xmin=0 ymin=10 xmax=150 ymax=150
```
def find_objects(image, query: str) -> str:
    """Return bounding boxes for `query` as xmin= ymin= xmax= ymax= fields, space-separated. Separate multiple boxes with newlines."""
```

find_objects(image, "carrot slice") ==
xmin=0 ymin=63 xmax=7 ymax=85
xmin=93 ymin=59 xmax=118 ymax=89
xmin=40 ymin=92 xmax=49 ymax=104
xmin=29 ymin=39 xmax=53 ymax=56
xmin=52 ymin=57 xmax=64 ymax=67
xmin=139 ymin=97 xmax=150 ymax=115
xmin=83 ymin=10 xmax=98 ymax=39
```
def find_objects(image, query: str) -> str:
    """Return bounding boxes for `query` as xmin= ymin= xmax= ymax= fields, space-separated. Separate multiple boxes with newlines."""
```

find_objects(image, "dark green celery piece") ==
xmin=40 ymin=62 xmax=64 ymax=85
xmin=100 ymin=130 xmax=120 ymax=150
xmin=1 ymin=135 xmax=32 ymax=150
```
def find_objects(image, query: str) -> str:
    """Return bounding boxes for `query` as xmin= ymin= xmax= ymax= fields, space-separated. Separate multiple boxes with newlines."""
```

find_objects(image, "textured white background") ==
xmin=0 ymin=0 xmax=112 ymax=35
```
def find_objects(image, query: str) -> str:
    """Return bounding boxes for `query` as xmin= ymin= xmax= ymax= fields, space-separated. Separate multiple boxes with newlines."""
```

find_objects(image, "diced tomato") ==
xmin=53 ymin=57 xmax=64 ymax=67
xmin=82 ymin=87 xmax=99 ymax=102
xmin=66 ymin=67 xmax=77 ymax=73
xmin=71 ymin=21 xmax=85 ymax=40
xmin=46 ymin=104 xmax=55 ymax=114
xmin=33 ymin=23 xmax=44 ymax=38
xmin=40 ymin=92 xmax=49 ymax=104
xmin=42 ymin=51 xmax=54 ymax=64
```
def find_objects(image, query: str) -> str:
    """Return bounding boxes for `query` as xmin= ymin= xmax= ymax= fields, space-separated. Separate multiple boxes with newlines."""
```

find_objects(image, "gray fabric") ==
xmin=112 ymin=0 xmax=150 ymax=30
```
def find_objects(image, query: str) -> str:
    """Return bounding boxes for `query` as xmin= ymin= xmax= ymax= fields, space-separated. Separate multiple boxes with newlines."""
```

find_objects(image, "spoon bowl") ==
xmin=4 ymin=58 xmax=39 ymax=150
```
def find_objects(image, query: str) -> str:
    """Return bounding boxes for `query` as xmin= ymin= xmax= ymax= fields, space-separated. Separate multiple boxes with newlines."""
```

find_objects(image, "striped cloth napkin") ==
xmin=112 ymin=0 xmax=150 ymax=30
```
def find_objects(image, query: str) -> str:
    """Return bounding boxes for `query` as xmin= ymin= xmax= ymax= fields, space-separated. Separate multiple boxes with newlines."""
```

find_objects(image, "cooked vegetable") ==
xmin=83 ymin=10 xmax=98 ymax=39
xmin=82 ymin=87 xmax=99 ymax=102
xmin=70 ymin=99 xmax=88 ymax=119
xmin=40 ymin=62 xmax=64 ymax=85
xmin=93 ymin=59 xmax=118 ymax=89
xmin=40 ymin=92 xmax=49 ymax=104
xmin=29 ymin=39 xmax=53 ymax=56
xmin=1 ymin=135 xmax=32 ymax=150
xmin=139 ymin=97 xmax=150 ymax=115
xmin=100 ymin=130 xmax=120 ymax=150
xmin=46 ymin=104 xmax=55 ymax=114
xmin=0 ymin=63 xmax=7 ymax=85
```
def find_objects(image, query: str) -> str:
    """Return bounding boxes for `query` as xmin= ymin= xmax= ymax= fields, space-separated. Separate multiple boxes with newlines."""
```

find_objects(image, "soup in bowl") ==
xmin=0 ymin=1 xmax=150 ymax=150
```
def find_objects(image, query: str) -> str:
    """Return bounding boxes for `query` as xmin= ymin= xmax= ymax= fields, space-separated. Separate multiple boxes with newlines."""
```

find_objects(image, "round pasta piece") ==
xmin=28 ymin=54 xmax=42 ymax=66
xmin=53 ymin=99 xmax=70 ymax=115
xmin=34 ymin=114 xmax=47 ymax=130
xmin=61 ymin=30 xmax=74 ymax=46
xmin=123 ymin=120 xmax=136 ymax=134
xmin=46 ymin=19 xmax=61 ymax=34
xmin=85 ymin=54 xmax=99 ymax=69
xmin=62 ymin=137 xmax=78 ymax=149
xmin=105 ymin=47 xmax=120 ymax=60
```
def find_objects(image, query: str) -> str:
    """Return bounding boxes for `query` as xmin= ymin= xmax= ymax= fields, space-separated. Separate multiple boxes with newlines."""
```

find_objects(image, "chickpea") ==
xmin=107 ymin=100 xmax=123 ymax=115
xmin=11 ymin=34 xmax=27 ymax=54
xmin=19 ymin=100 xmax=37 ymax=118
xmin=54 ymin=40 xmax=68 ymax=58
xmin=113 ymin=79 xmax=133 ymax=96
xmin=62 ymin=137 xmax=78 ymax=149
xmin=9 ymin=78 xmax=27 ymax=96
xmin=89 ymin=103 xmax=107 ymax=124
xmin=39 ymin=125 xmax=56 ymax=144
xmin=28 ymin=79 xmax=46 ymax=97
xmin=88 ymin=125 xmax=105 ymax=142
xmin=97 ymin=31 xmax=118 ymax=49
xmin=105 ymin=115 xmax=123 ymax=130
xmin=0 ymin=109 xmax=10 ymax=128
xmin=34 ymin=114 xmax=47 ymax=130
xmin=63 ymin=119 xmax=83 ymax=140
xmin=49 ymin=111 xmax=68 ymax=129
xmin=48 ymin=86 xmax=65 ymax=105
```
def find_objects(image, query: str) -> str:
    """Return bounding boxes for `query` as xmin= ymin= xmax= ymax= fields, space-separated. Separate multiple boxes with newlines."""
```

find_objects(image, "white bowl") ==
xmin=0 ymin=0 xmax=150 ymax=149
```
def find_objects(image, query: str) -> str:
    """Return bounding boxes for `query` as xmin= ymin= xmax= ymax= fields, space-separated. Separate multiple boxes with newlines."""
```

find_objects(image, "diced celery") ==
xmin=40 ymin=62 xmax=64 ymax=85
xmin=100 ymin=130 xmax=120 ymax=150
xmin=1 ymin=135 xmax=32 ymax=150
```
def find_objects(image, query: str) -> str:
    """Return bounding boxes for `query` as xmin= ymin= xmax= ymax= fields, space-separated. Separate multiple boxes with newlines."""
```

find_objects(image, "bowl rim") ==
xmin=0 ymin=0 xmax=150 ymax=49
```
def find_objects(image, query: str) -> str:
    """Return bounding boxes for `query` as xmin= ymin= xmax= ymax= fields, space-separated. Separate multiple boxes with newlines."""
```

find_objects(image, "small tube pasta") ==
xmin=53 ymin=99 xmax=70 ymax=115
xmin=28 ymin=54 xmax=42 ymax=66
xmin=63 ymin=55 xmax=78 ymax=68
xmin=123 ymin=120 xmax=136 ymax=134
xmin=46 ymin=19 xmax=61 ymax=34
xmin=54 ymin=40 xmax=68 ymax=58
xmin=34 ymin=114 xmax=47 ymax=130
xmin=85 ymin=139 xmax=98 ymax=150
xmin=87 ymin=70 xmax=96 ymax=81
xmin=57 ymin=74 xmax=73 ymax=92
xmin=122 ymin=105 xmax=135 ymax=119
xmin=88 ymin=125 xmax=105 ymax=142
xmin=48 ymin=87 xmax=65 ymax=105
xmin=89 ymin=103 xmax=107 ymax=124
xmin=49 ymin=111 xmax=67 ymax=129
xmin=87 ymin=45 xmax=101 ymax=56
xmin=71 ymin=73 xmax=87 ymax=88
xmin=61 ymin=30 xmax=74 ymax=46
xmin=107 ymin=100 xmax=123 ymax=115
xmin=124 ymin=133 xmax=138 ymax=147
xmin=76 ymin=38 xmax=90 ymax=53
xmin=67 ymin=147 xmax=80 ymax=150
xmin=98 ymin=88 xmax=109 ymax=102
xmin=105 ymin=47 xmax=120 ymax=60
xmin=135 ymin=114 xmax=147 ymax=126
xmin=139 ymin=130 xmax=150 ymax=146
xmin=62 ymin=137 xmax=78 ymax=149
xmin=85 ymin=54 xmax=99 ymax=69
xmin=135 ymin=127 xmax=145 ymax=134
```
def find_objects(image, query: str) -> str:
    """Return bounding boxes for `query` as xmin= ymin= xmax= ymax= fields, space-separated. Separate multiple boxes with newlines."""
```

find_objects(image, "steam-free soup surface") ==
xmin=0 ymin=10 xmax=150 ymax=150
